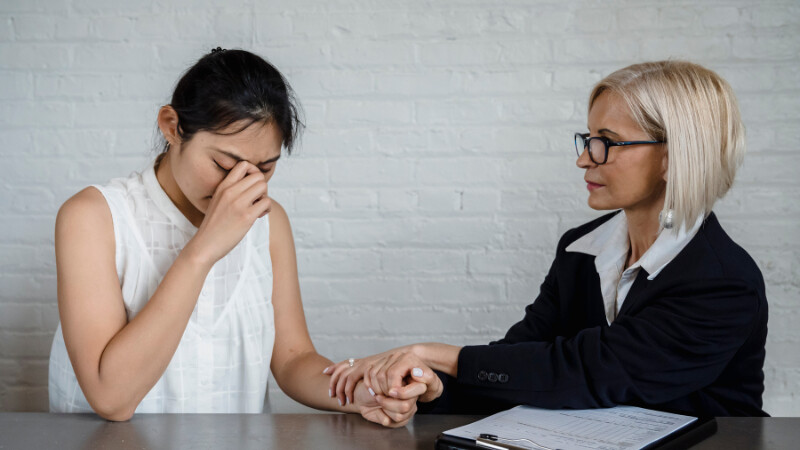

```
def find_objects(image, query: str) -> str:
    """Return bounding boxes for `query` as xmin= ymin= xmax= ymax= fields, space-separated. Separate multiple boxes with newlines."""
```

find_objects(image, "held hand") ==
xmin=364 ymin=351 xmax=443 ymax=404
xmin=185 ymin=161 xmax=271 ymax=265
xmin=353 ymin=380 xmax=423 ymax=428
xmin=323 ymin=352 xmax=391 ymax=407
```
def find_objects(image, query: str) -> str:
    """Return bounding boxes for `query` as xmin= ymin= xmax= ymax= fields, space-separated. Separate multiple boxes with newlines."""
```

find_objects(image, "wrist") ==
xmin=180 ymin=240 xmax=216 ymax=270
xmin=412 ymin=343 xmax=460 ymax=377
xmin=409 ymin=343 xmax=428 ymax=363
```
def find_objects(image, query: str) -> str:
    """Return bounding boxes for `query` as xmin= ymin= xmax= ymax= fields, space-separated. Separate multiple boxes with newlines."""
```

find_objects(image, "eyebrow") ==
xmin=213 ymin=148 xmax=281 ymax=166
xmin=597 ymin=128 xmax=621 ymax=138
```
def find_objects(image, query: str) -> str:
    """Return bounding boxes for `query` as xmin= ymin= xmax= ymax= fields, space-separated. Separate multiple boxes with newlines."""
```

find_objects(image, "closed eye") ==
xmin=214 ymin=160 xmax=231 ymax=172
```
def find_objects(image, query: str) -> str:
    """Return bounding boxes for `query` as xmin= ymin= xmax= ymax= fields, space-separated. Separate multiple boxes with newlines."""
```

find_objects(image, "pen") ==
xmin=477 ymin=433 xmax=559 ymax=450
xmin=476 ymin=437 xmax=517 ymax=450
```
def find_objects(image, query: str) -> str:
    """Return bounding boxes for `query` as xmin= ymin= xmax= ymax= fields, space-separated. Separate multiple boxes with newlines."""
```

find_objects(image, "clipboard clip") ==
xmin=477 ymin=433 xmax=559 ymax=450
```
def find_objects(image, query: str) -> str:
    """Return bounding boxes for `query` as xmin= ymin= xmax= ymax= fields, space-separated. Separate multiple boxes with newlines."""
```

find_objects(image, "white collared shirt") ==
xmin=565 ymin=211 xmax=704 ymax=325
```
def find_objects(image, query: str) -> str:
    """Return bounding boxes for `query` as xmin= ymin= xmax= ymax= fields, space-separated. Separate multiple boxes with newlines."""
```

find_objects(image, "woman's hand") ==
xmin=185 ymin=161 xmax=271 ymax=266
xmin=324 ymin=348 xmax=406 ymax=407
xmin=363 ymin=351 xmax=443 ymax=404
xmin=353 ymin=379 xmax=425 ymax=428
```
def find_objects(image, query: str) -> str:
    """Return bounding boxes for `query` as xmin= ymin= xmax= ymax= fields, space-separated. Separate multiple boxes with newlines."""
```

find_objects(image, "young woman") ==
xmin=48 ymin=48 xmax=422 ymax=426
xmin=326 ymin=60 xmax=769 ymax=418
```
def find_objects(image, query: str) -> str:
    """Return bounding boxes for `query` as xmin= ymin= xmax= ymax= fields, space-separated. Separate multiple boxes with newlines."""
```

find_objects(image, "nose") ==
xmin=576 ymin=145 xmax=596 ymax=169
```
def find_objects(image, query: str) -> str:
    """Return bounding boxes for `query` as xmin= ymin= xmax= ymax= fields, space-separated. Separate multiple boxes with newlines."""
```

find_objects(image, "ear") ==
xmin=157 ymin=105 xmax=181 ymax=149
xmin=660 ymin=145 xmax=669 ymax=182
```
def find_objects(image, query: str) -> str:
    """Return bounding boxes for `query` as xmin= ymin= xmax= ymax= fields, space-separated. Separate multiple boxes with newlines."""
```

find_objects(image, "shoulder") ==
xmin=56 ymin=187 xmax=112 ymax=235
xmin=55 ymin=187 xmax=115 ymax=260
xmin=555 ymin=210 xmax=621 ymax=252
xmin=690 ymin=213 xmax=765 ymax=290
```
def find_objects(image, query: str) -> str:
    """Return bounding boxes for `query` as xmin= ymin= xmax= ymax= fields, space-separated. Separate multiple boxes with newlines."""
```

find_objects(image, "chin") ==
xmin=587 ymin=195 xmax=617 ymax=211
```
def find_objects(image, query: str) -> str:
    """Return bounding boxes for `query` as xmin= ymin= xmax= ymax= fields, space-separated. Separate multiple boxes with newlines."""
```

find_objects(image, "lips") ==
xmin=586 ymin=180 xmax=604 ymax=191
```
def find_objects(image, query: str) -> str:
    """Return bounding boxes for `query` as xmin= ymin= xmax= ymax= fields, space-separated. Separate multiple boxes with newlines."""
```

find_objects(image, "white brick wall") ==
xmin=1 ymin=0 xmax=798 ymax=416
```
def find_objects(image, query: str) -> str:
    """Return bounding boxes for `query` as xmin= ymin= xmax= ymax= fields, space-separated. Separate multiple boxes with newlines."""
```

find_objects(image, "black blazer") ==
xmin=422 ymin=211 xmax=768 ymax=417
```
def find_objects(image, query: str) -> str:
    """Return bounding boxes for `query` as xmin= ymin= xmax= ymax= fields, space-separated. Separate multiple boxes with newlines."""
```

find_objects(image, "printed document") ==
xmin=443 ymin=405 xmax=697 ymax=450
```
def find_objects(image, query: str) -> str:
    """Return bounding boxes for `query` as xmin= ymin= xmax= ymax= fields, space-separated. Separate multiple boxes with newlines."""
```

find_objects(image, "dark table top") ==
xmin=0 ymin=413 xmax=798 ymax=449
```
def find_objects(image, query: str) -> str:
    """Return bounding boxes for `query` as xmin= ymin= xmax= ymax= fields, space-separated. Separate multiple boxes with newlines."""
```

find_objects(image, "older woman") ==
xmin=326 ymin=60 xmax=768 ymax=418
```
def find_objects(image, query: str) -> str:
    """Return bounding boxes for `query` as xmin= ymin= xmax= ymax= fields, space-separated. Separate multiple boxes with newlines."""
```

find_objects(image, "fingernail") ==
xmin=346 ymin=396 xmax=351 ymax=405
xmin=368 ymin=387 xmax=375 ymax=396
xmin=329 ymin=389 xmax=332 ymax=397
xmin=412 ymin=368 xmax=423 ymax=377
xmin=322 ymin=367 xmax=329 ymax=374
xmin=338 ymin=399 xmax=343 ymax=407
xmin=389 ymin=389 xmax=398 ymax=397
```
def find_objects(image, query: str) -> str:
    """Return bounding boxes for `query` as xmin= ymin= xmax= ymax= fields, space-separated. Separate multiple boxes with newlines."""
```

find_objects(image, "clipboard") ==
xmin=434 ymin=415 xmax=717 ymax=450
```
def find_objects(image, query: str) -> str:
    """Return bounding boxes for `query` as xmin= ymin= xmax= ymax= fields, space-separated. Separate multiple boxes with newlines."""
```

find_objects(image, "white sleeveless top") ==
xmin=48 ymin=163 xmax=275 ymax=413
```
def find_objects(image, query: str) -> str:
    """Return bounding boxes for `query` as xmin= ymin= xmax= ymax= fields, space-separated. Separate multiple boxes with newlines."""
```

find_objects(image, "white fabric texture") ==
xmin=48 ymin=163 xmax=275 ymax=413
xmin=565 ymin=211 xmax=704 ymax=325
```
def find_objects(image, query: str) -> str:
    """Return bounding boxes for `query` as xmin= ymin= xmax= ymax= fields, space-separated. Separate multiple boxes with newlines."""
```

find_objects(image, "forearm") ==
xmin=411 ymin=343 xmax=462 ymax=377
xmin=89 ymin=250 xmax=212 ymax=418
xmin=274 ymin=351 xmax=363 ymax=413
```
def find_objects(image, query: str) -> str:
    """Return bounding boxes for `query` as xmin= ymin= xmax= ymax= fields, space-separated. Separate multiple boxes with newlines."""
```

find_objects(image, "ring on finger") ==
xmin=348 ymin=358 xmax=355 ymax=367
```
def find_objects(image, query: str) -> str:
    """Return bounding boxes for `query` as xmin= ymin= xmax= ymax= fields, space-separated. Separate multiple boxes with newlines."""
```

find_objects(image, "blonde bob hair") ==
xmin=589 ymin=60 xmax=745 ymax=231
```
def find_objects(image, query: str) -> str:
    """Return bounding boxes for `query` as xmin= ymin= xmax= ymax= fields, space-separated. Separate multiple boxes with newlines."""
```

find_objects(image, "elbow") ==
xmin=100 ymin=410 xmax=135 ymax=422
xmin=88 ymin=396 xmax=137 ymax=422
xmin=94 ymin=403 xmax=136 ymax=422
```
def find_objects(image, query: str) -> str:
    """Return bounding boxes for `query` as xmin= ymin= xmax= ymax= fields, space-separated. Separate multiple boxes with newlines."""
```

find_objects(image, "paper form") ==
xmin=443 ymin=405 xmax=697 ymax=450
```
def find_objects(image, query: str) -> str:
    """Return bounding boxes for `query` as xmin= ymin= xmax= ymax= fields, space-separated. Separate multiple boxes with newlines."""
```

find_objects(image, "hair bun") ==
xmin=211 ymin=47 xmax=226 ymax=54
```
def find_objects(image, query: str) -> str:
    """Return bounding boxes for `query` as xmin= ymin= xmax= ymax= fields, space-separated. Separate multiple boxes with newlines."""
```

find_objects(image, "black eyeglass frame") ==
xmin=574 ymin=132 xmax=665 ymax=165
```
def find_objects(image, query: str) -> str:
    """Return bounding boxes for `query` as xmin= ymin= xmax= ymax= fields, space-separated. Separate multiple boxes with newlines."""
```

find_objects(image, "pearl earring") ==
xmin=659 ymin=209 xmax=674 ymax=230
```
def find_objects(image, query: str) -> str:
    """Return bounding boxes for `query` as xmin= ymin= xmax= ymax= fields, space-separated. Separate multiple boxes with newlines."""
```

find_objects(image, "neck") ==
xmin=154 ymin=153 xmax=205 ymax=227
xmin=623 ymin=199 xmax=664 ymax=269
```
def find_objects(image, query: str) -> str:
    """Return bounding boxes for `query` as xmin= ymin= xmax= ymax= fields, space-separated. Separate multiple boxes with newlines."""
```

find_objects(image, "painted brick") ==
xmin=640 ymin=36 xmax=731 ymax=61
xmin=419 ymin=41 xmax=502 ymax=67
xmin=90 ymin=16 xmax=134 ymax=41
xmin=54 ymin=17 xmax=90 ymax=40
xmin=733 ymin=35 xmax=800 ymax=60
xmin=34 ymin=74 xmax=119 ymax=99
xmin=0 ymin=43 xmax=70 ymax=69
xmin=328 ymin=158 xmax=412 ymax=186
xmin=416 ymin=158 xmax=503 ymax=186
xmin=74 ymin=44 xmax=155 ymax=71
xmin=0 ymin=72 xmax=32 ymax=100
xmin=331 ymin=41 xmax=415 ymax=67
xmin=327 ymin=100 xmax=413 ymax=125
xmin=331 ymin=218 xmax=412 ymax=247
xmin=380 ymin=250 xmax=467 ymax=275
xmin=11 ymin=15 xmax=55 ymax=41
xmin=700 ymin=7 xmax=742 ymax=28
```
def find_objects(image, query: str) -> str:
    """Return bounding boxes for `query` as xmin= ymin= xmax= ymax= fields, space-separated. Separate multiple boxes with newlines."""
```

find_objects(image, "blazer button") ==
xmin=498 ymin=373 xmax=509 ymax=383
xmin=488 ymin=372 xmax=498 ymax=383
xmin=477 ymin=370 xmax=488 ymax=381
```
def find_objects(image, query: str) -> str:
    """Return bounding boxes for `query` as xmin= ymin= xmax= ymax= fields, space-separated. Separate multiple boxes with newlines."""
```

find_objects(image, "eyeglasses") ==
xmin=574 ymin=132 xmax=665 ymax=165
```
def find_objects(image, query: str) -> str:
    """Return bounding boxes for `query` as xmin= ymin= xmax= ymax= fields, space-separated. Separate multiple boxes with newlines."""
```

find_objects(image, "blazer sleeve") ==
xmin=455 ymin=276 xmax=762 ymax=409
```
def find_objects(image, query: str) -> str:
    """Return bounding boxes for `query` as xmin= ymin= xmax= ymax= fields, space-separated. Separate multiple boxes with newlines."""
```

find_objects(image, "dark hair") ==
xmin=160 ymin=48 xmax=303 ymax=154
